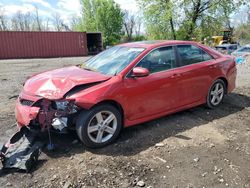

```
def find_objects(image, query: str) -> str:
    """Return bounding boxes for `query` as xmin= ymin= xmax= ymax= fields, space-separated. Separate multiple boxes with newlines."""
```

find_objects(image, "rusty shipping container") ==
xmin=0 ymin=31 xmax=92 ymax=59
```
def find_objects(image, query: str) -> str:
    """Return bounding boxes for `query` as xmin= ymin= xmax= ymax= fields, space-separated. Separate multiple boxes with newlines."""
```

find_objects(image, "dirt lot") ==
xmin=0 ymin=57 xmax=249 ymax=188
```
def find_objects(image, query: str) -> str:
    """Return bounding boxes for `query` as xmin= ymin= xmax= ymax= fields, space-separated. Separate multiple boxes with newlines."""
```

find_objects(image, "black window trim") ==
xmin=125 ymin=45 xmax=179 ymax=78
xmin=125 ymin=44 xmax=214 ymax=78
xmin=176 ymin=44 xmax=214 ymax=68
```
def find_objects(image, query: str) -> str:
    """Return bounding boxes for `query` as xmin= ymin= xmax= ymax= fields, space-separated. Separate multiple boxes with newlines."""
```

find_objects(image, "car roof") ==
xmin=118 ymin=40 xmax=223 ymax=60
xmin=119 ymin=40 xmax=201 ymax=49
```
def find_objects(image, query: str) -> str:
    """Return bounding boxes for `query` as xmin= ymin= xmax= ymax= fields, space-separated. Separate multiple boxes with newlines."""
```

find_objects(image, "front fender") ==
xmin=67 ymin=76 xmax=122 ymax=110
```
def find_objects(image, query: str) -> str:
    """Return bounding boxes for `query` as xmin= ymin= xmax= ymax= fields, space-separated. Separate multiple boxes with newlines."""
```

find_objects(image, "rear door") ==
xmin=175 ymin=45 xmax=215 ymax=106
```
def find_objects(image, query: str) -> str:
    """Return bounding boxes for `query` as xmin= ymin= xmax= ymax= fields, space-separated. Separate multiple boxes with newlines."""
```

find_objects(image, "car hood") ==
xmin=23 ymin=66 xmax=111 ymax=99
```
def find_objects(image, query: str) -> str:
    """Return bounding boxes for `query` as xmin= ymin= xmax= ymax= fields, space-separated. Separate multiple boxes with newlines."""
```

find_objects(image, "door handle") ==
xmin=171 ymin=73 xmax=182 ymax=78
xmin=209 ymin=65 xmax=217 ymax=69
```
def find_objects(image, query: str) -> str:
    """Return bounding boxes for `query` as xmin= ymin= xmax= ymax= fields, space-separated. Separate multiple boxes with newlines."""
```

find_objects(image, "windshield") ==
xmin=82 ymin=46 xmax=145 ymax=75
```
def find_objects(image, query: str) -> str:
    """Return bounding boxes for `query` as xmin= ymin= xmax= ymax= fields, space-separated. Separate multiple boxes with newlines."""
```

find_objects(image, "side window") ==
xmin=177 ymin=45 xmax=212 ymax=66
xmin=136 ymin=46 xmax=176 ymax=73
xmin=203 ymin=50 xmax=213 ymax=61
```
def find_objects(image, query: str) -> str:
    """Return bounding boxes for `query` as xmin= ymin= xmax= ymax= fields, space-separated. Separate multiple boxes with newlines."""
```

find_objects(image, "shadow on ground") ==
xmin=48 ymin=92 xmax=250 ymax=157
xmin=1 ymin=92 xmax=250 ymax=175
xmin=94 ymin=93 xmax=250 ymax=156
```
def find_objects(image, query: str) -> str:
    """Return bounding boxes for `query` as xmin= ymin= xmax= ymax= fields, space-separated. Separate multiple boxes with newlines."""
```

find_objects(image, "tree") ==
xmin=80 ymin=0 xmax=99 ymax=31
xmin=235 ymin=5 xmax=250 ymax=43
xmin=9 ymin=7 xmax=53 ymax=31
xmin=235 ymin=24 xmax=250 ymax=41
xmin=34 ymin=7 xmax=42 ymax=31
xmin=0 ymin=6 xmax=8 ymax=31
xmin=96 ymin=0 xmax=124 ymax=45
xmin=138 ymin=0 xmax=246 ymax=40
xmin=248 ymin=7 xmax=250 ymax=24
xmin=134 ymin=15 xmax=142 ymax=36
xmin=137 ymin=0 xmax=177 ymax=40
xmin=23 ymin=12 xmax=33 ymax=31
xmin=15 ymin=11 xmax=25 ymax=31
xmin=79 ymin=0 xmax=124 ymax=46
xmin=70 ymin=15 xmax=81 ymax=31
xmin=52 ymin=13 xmax=64 ymax=31
xmin=11 ymin=11 xmax=36 ymax=31
xmin=44 ymin=18 xmax=50 ymax=31
xmin=180 ymin=0 xmax=242 ymax=39
xmin=11 ymin=11 xmax=27 ymax=31
xmin=123 ymin=11 xmax=136 ymax=41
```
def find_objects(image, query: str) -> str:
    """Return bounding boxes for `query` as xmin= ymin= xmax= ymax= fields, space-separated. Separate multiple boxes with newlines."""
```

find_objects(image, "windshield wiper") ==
xmin=83 ymin=67 xmax=94 ymax=71
xmin=81 ymin=64 xmax=97 ymax=72
xmin=114 ymin=70 xmax=118 ymax=76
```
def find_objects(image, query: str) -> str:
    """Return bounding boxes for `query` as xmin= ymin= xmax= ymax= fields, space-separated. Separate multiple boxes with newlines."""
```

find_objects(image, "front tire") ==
xmin=206 ymin=79 xmax=226 ymax=109
xmin=76 ymin=104 xmax=122 ymax=148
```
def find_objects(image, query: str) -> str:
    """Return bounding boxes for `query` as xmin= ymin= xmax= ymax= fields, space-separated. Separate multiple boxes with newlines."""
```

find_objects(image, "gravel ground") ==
xmin=0 ymin=56 xmax=249 ymax=188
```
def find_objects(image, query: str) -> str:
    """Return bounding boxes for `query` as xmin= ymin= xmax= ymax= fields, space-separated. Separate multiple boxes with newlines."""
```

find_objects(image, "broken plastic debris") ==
xmin=1 ymin=128 xmax=44 ymax=172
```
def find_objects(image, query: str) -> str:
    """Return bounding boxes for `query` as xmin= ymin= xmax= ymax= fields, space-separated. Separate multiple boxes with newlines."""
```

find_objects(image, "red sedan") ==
xmin=15 ymin=41 xmax=237 ymax=148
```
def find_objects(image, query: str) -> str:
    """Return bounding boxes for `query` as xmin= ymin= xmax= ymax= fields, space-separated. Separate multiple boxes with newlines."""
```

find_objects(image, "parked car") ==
xmin=231 ymin=44 xmax=250 ymax=57
xmin=215 ymin=44 xmax=238 ymax=54
xmin=16 ymin=41 xmax=237 ymax=148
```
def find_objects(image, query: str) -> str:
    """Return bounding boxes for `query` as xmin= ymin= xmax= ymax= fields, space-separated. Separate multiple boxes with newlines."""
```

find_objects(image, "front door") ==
xmin=122 ymin=46 xmax=181 ymax=121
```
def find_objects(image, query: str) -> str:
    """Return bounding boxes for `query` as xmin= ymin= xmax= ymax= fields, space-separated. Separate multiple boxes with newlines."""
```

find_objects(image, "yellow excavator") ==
xmin=212 ymin=29 xmax=236 ymax=46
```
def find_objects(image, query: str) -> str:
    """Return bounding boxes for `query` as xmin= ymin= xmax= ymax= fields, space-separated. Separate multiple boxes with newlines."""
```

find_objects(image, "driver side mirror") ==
xmin=131 ymin=67 xmax=150 ymax=78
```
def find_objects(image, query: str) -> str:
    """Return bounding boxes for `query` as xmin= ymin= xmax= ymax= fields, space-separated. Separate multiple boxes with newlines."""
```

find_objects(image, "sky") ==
xmin=0 ymin=0 xmax=139 ymax=24
xmin=0 ymin=0 xmax=248 ymax=27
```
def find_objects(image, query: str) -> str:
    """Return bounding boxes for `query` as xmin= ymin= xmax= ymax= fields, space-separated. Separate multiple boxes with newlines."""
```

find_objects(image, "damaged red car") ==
xmin=15 ymin=41 xmax=237 ymax=148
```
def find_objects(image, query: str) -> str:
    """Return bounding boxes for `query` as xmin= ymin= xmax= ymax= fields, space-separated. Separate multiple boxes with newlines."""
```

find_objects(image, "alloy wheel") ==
xmin=87 ymin=111 xmax=117 ymax=143
xmin=210 ymin=82 xmax=224 ymax=106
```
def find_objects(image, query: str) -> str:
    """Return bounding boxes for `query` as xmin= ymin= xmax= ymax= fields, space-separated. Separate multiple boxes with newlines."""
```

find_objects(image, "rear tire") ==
xmin=76 ymin=104 xmax=122 ymax=148
xmin=206 ymin=79 xmax=226 ymax=109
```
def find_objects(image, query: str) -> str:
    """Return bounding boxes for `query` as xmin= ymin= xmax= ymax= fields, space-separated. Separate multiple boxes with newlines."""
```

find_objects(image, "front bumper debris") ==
xmin=15 ymin=100 xmax=40 ymax=128
xmin=3 ymin=97 xmax=79 ymax=172
xmin=0 ymin=127 xmax=44 ymax=172
xmin=15 ymin=96 xmax=78 ymax=132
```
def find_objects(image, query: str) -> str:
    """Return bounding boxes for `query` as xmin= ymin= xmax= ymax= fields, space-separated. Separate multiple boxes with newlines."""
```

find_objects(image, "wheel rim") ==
xmin=210 ymin=82 xmax=224 ymax=106
xmin=87 ymin=111 xmax=117 ymax=144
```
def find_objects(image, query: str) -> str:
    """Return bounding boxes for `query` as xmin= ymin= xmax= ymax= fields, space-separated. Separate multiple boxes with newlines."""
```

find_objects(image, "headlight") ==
xmin=55 ymin=101 xmax=70 ymax=111
xmin=55 ymin=100 xmax=78 ymax=113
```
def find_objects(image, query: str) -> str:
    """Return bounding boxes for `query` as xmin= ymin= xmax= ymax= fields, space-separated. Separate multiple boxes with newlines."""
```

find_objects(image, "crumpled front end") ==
xmin=14 ymin=65 xmax=111 ymax=131
xmin=15 ymin=92 xmax=79 ymax=132
xmin=3 ymin=92 xmax=79 ymax=172
xmin=15 ymin=98 xmax=40 ymax=128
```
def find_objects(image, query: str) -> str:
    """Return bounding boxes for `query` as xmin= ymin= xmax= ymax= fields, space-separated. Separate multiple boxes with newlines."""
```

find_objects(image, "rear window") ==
xmin=177 ymin=45 xmax=213 ymax=66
